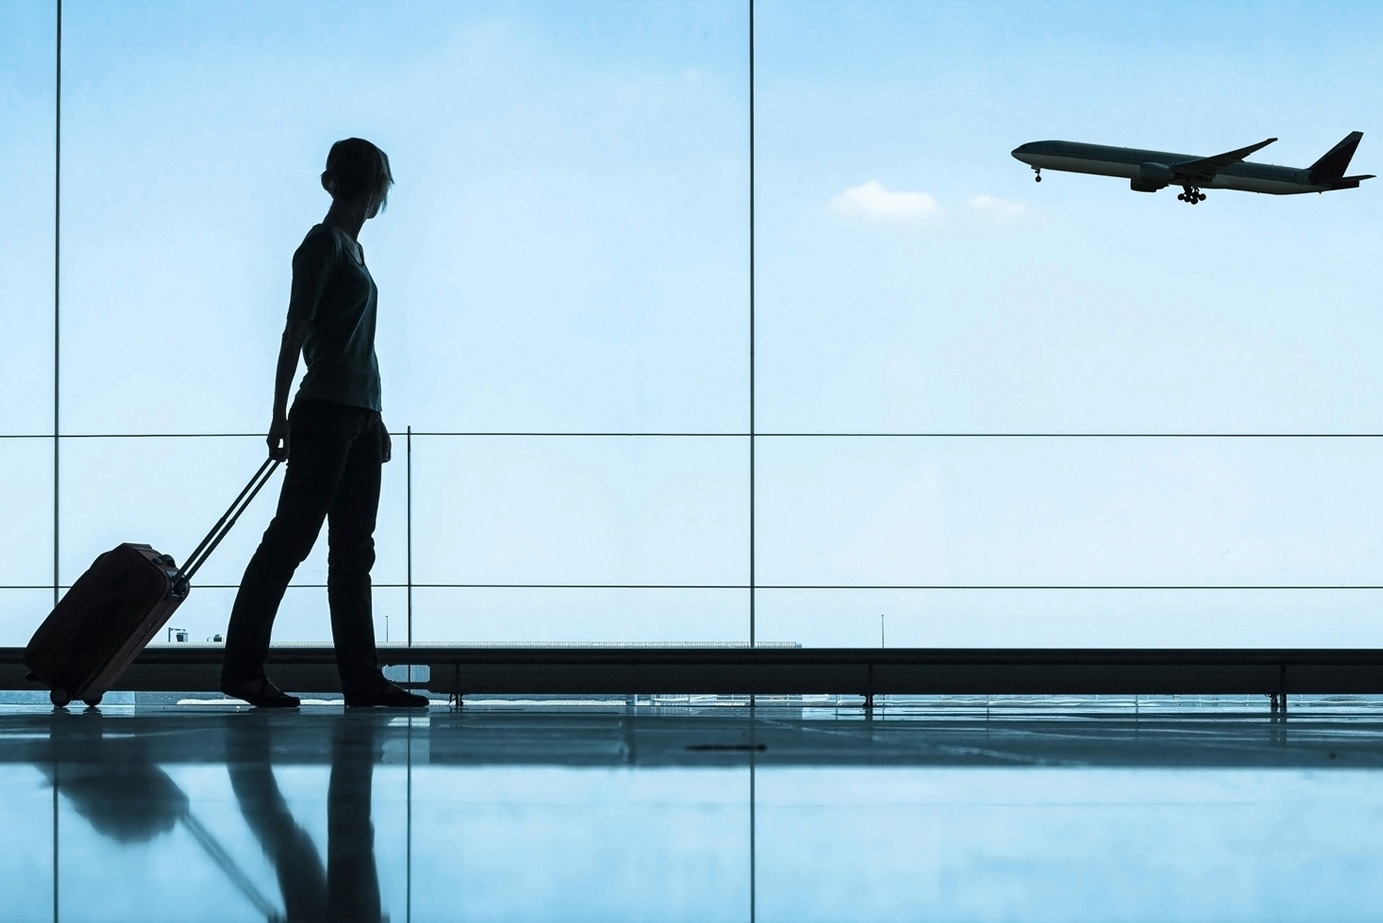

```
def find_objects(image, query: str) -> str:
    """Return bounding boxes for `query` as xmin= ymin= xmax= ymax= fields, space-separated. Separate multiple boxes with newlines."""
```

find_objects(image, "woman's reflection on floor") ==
xmin=227 ymin=713 xmax=386 ymax=923
xmin=35 ymin=714 xmax=285 ymax=920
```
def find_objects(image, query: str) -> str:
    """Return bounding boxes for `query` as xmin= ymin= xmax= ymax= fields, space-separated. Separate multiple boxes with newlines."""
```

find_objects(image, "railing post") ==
xmin=406 ymin=426 xmax=414 ymax=680
xmin=52 ymin=0 xmax=63 ymax=610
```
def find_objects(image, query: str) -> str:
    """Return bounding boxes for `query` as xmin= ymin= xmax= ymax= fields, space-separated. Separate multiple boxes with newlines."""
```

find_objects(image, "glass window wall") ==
xmin=5 ymin=0 xmax=1383 ymax=651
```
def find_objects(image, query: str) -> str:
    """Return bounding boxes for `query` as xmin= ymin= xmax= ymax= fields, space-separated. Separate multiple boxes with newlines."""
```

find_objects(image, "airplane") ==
xmin=1011 ymin=132 xmax=1372 ymax=204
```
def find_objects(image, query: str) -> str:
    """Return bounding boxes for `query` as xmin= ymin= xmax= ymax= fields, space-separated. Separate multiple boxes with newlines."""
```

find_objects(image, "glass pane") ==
xmin=139 ymin=586 xmax=408 ymax=653
xmin=61 ymin=0 xmax=748 ymax=436
xmin=756 ymin=436 xmax=1383 ymax=646
xmin=756 ymin=588 xmax=1383 ymax=649
xmin=412 ymin=588 xmax=748 ymax=645
xmin=59 ymin=437 xmax=407 ymax=591
xmin=411 ymin=436 xmax=749 ymax=588
xmin=755 ymin=0 xmax=1383 ymax=435
xmin=758 ymin=436 xmax=1383 ymax=587
xmin=0 ymin=590 xmax=58 ymax=652
xmin=0 ymin=440 xmax=55 ymax=646
xmin=0 ymin=0 xmax=55 ymax=434
xmin=0 ymin=441 xmax=53 ymax=585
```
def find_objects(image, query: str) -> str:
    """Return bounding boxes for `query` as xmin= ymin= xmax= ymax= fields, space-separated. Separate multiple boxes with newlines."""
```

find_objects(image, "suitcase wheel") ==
xmin=83 ymin=695 xmax=103 ymax=708
xmin=50 ymin=688 xmax=70 ymax=709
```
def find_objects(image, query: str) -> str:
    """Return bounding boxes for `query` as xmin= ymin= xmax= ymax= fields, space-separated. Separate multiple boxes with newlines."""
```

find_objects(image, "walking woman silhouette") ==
xmin=221 ymin=138 xmax=427 ymax=709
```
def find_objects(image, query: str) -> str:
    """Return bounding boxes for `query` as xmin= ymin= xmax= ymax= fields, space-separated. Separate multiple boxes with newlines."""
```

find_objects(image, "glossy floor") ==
xmin=3 ymin=699 xmax=1383 ymax=922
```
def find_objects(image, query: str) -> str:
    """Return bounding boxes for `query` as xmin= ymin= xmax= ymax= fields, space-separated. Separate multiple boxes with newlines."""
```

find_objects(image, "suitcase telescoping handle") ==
xmin=174 ymin=458 xmax=281 ymax=593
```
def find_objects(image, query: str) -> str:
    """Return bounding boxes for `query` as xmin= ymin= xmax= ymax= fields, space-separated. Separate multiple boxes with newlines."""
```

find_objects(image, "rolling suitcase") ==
xmin=24 ymin=459 xmax=280 ymax=708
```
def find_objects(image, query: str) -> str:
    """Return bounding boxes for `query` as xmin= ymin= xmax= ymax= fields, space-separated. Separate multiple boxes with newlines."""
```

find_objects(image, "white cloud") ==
xmin=967 ymin=194 xmax=1027 ymax=218
xmin=831 ymin=180 xmax=940 ymax=220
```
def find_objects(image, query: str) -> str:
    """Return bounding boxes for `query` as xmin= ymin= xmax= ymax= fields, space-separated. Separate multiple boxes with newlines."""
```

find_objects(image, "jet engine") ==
xmin=1130 ymin=179 xmax=1162 ymax=193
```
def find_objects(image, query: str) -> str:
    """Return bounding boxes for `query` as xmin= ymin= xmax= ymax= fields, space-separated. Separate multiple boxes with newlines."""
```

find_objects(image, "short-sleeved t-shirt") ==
xmin=287 ymin=224 xmax=382 ymax=412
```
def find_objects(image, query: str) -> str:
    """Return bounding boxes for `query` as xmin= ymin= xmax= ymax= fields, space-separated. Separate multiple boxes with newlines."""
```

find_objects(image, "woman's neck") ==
xmin=322 ymin=199 xmax=367 ymax=241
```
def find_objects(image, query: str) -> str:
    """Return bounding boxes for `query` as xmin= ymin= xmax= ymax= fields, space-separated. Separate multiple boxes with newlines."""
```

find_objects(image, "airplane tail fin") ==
xmin=1309 ymin=131 xmax=1364 ymax=184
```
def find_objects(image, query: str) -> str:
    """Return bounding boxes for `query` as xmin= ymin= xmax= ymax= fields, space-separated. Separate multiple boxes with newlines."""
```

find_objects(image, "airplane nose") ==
xmin=1011 ymin=143 xmax=1031 ymax=160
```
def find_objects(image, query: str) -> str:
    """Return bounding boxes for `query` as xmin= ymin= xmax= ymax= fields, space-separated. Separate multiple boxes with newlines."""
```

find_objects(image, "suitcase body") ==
xmin=24 ymin=543 xmax=187 ymax=707
xmin=23 ymin=460 xmax=279 ymax=709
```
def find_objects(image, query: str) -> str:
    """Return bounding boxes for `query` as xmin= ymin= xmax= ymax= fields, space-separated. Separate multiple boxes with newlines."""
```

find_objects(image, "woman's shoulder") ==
xmin=292 ymin=224 xmax=342 ymax=263
xmin=300 ymin=223 xmax=341 ymax=246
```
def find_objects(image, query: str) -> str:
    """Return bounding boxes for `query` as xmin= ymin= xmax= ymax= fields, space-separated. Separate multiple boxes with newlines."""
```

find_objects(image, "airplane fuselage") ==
xmin=1013 ymin=141 xmax=1349 ymax=195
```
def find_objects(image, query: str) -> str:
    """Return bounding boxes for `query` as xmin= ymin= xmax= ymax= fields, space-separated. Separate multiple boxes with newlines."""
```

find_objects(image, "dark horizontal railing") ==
xmin=4 ymin=645 xmax=1383 ymax=702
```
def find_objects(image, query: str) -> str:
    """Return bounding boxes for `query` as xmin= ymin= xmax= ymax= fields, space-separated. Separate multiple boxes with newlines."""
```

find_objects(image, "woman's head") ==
xmin=320 ymin=138 xmax=394 ymax=216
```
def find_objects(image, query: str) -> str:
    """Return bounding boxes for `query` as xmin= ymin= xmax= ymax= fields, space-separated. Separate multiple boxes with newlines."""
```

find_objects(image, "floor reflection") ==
xmin=35 ymin=720 xmax=187 ymax=847
xmin=26 ymin=711 xmax=398 ymax=923
xmin=6 ymin=703 xmax=1383 ymax=922
xmin=227 ymin=715 xmax=383 ymax=923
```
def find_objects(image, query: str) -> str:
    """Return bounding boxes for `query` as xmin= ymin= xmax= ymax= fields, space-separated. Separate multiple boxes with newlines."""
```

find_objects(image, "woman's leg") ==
xmin=324 ymin=413 xmax=384 ymax=696
xmin=326 ymin=416 xmax=429 ymax=707
xmin=222 ymin=401 xmax=357 ymax=687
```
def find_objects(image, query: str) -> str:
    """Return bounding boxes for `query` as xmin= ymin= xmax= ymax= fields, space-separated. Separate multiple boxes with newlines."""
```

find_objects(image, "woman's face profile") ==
xmin=365 ymin=188 xmax=385 ymax=220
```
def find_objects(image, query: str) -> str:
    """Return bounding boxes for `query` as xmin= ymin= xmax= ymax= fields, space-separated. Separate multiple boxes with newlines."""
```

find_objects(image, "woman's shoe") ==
xmin=344 ymin=682 xmax=429 ymax=708
xmin=221 ymin=674 xmax=301 ymax=708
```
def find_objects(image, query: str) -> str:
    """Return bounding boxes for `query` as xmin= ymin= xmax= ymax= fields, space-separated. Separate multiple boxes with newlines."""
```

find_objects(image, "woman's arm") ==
xmin=267 ymin=318 xmax=310 ymax=461
xmin=270 ymin=229 xmax=337 ymax=460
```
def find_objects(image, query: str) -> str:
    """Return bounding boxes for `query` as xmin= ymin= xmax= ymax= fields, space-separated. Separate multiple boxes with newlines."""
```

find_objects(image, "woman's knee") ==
xmin=327 ymin=537 xmax=376 ymax=571
xmin=259 ymin=515 xmax=327 ymax=566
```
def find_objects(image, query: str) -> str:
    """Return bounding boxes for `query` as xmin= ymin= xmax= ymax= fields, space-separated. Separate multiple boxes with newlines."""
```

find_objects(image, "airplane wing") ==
xmin=1173 ymin=138 xmax=1277 ymax=180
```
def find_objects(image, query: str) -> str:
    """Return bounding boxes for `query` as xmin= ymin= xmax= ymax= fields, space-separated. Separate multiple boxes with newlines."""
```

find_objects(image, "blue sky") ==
xmin=3 ymin=0 xmax=1383 ymax=648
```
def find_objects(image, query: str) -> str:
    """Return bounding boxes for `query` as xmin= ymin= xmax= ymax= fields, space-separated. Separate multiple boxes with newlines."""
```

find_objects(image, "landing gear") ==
xmin=1032 ymin=167 xmax=1041 ymax=183
xmin=1177 ymin=185 xmax=1206 ymax=204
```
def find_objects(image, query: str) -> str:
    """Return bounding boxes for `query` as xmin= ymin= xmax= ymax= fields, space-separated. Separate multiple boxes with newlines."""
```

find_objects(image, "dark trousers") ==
xmin=224 ymin=398 xmax=384 ymax=696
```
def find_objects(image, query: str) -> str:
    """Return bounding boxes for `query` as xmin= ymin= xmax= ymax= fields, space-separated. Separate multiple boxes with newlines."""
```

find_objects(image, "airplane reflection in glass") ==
xmin=1012 ymin=132 xmax=1372 ymax=204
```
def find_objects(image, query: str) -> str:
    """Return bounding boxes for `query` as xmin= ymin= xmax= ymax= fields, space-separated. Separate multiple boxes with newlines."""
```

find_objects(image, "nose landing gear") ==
xmin=1032 ymin=167 xmax=1041 ymax=183
xmin=1176 ymin=185 xmax=1206 ymax=204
